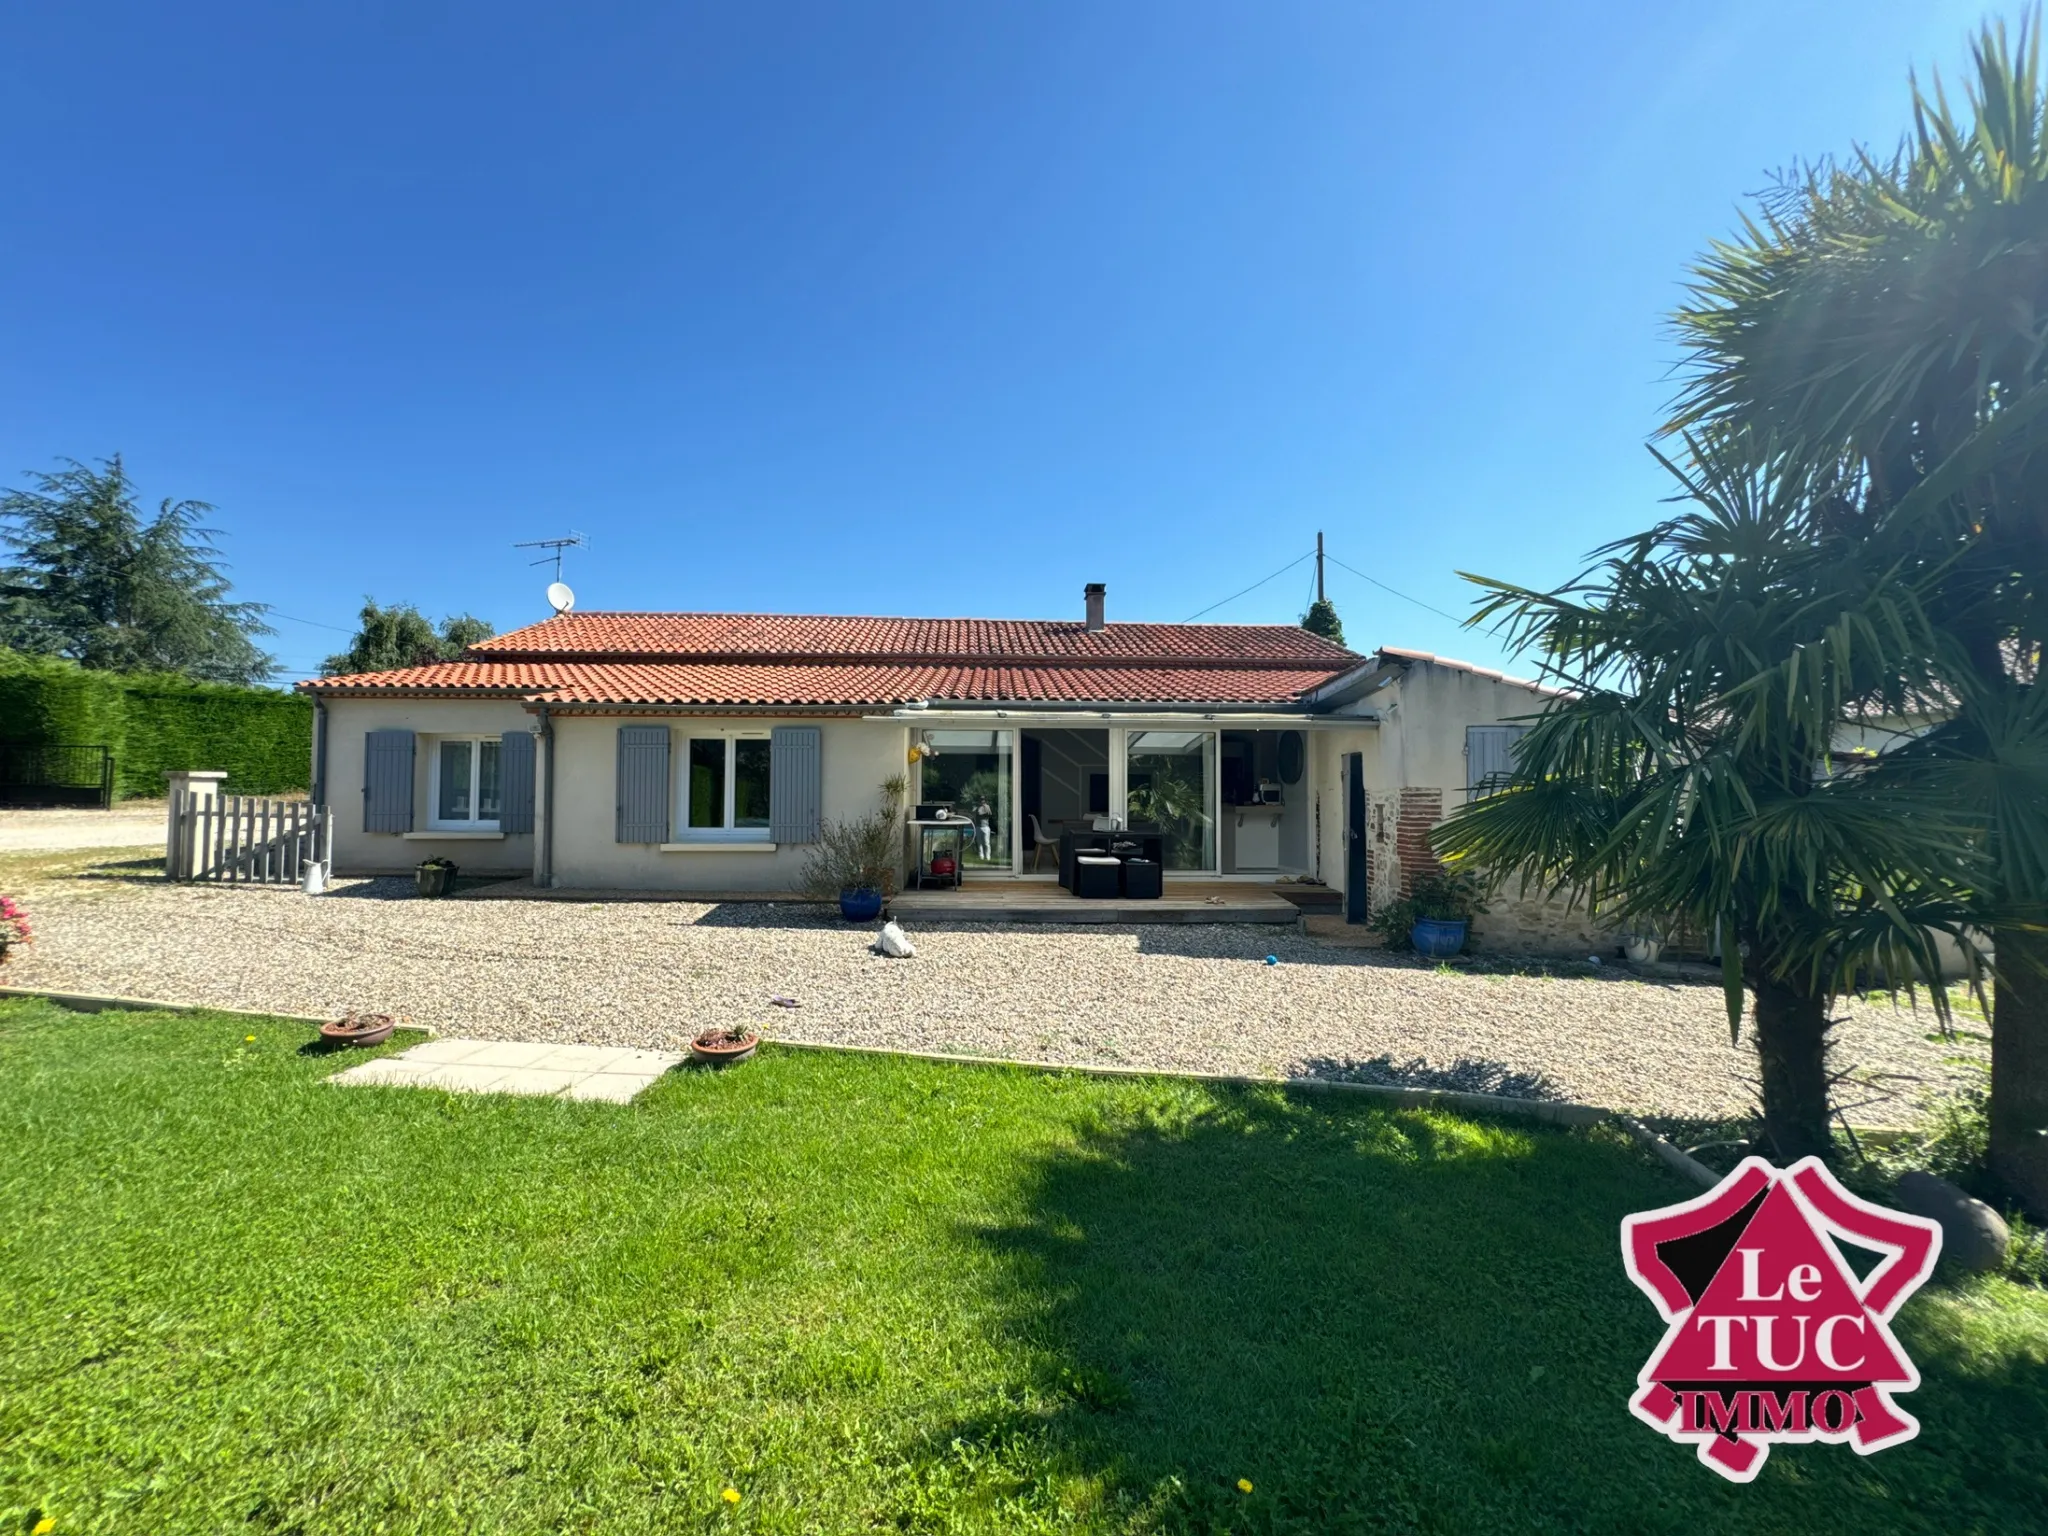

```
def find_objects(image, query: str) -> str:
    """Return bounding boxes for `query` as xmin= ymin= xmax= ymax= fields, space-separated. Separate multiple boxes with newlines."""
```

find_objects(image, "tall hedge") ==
xmin=0 ymin=651 xmax=311 ymax=798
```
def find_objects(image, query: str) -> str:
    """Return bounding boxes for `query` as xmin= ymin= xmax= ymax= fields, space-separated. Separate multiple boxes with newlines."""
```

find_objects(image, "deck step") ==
xmin=893 ymin=893 xmax=1300 ymax=925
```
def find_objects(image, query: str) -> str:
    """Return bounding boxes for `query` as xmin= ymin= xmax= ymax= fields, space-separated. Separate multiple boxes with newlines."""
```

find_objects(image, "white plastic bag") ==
xmin=873 ymin=919 xmax=916 ymax=958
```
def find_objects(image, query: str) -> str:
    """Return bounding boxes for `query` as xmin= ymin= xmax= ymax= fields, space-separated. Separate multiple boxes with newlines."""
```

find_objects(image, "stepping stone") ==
xmin=331 ymin=1038 xmax=683 ymax=1102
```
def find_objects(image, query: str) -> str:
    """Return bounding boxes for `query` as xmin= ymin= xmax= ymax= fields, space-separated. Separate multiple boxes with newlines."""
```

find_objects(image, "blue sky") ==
xmin=0 ymin=2 xmax=1992 ymax=681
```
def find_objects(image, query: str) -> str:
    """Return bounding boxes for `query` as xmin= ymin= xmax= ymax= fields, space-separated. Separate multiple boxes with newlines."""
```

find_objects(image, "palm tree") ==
xmin=1435 ymin=441 xmax=1974 ymax=1160
xmin=1669 ymin=16 xmax=2048 ymax=1210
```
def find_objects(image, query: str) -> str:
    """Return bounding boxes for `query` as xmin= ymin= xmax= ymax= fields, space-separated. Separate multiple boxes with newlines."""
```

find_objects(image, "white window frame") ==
xmin=677 ymin=730 xmax=773 ymax=843
xmin=427 ymin=736 xmax=503 ymax=831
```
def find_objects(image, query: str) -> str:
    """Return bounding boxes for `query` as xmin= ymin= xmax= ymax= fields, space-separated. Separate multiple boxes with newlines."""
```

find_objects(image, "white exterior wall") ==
xmin=322 ymin=697 xmax=539 ymax=876
xmin=1376 ymin=661 xmax=1548 ymax=816
xmin=545 ymin=713 xmax=910 ymax=893
xmin=1309 ymin=658 xmax=1617 ymax=955
xmin=1390 ymin=662 xmax=1618 ymax=956
xmin=315 ymin=657 xmax=1616 ymax=950
xmin=1309 ymin=722 xmax=1385 ymax=899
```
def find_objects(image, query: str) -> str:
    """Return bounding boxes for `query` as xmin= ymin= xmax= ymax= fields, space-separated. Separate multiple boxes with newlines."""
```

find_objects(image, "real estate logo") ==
xmin=1621 ymin=1156 xmax=1942 ymax=1482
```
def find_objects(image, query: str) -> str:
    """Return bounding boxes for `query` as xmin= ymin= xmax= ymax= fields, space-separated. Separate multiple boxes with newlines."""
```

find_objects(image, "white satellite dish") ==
xmin=546 ymin=581 xmax=575 ymax=614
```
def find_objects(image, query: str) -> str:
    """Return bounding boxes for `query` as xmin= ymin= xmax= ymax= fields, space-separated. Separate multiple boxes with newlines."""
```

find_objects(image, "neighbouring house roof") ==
xmin=1369 ymin=647 xmax=1572 ymax=699
xmin=303 ymin=611 xmax=1362 ymax=709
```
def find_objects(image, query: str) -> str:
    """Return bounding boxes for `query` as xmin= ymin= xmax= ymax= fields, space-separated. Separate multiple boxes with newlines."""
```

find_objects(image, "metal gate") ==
xmin=0 ymin=742 xmax=114 ymax=808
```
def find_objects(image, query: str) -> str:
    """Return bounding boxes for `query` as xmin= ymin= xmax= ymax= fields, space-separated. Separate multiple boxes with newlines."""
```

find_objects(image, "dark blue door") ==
xmin=1344 ymin=752 xmax=1368 ymax=924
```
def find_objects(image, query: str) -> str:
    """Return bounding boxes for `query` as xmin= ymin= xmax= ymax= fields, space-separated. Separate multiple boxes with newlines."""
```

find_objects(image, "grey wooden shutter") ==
xmin=363 ymin=729 xmax=415 ymax=833
xmin=498 ymin=729 xmax=536 ymax=834
xmin=1466 ymin=725 xmax=1525 ymax=797
xmin=615 ymin=725 xmax=671 ymax=843
xmin=769 ymin=725 xmax=821 ymax=844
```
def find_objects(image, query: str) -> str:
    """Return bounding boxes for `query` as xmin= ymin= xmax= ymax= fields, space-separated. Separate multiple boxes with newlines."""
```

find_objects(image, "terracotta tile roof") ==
xmin=302 ymin=609 xmax=1360 ymax=708
xmin=468 ymin=611 xmax=1355 ymax=666
xmin=305 ymin=659 xmax=1346 ymax=708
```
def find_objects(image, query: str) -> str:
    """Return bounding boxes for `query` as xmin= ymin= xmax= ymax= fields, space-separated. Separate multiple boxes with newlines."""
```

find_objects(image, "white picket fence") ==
xmin=166 ymin=791 xmax=333 ymax=884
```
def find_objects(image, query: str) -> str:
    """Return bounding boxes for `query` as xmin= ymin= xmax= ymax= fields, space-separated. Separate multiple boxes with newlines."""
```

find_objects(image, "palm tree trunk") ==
xmin=1990 ymin=922 xmax=2048 ymax=1220
xmin=1750 ymin=971 xmax=1834 ymax=1162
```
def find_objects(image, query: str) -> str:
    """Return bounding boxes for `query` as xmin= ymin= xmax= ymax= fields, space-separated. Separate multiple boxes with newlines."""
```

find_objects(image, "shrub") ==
xmin=1371 ymin=867 xmax=1489 ymax=949
xmin=0 ymin=893 xmax=32 ymax=947
xmin=0 ymin=649 xmax=310 ymax=797
xmin=798 ymin=776 xmax=906 ymax=901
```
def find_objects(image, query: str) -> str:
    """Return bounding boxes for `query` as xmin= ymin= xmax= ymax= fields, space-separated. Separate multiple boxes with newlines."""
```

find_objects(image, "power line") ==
xmin=1323 ymin=553 xmax=1466 ymax=623
xmin=265 ymin=610 xmax=355 ymax=633
xmin=1182 ymin=550 xmax=1314 ymax=622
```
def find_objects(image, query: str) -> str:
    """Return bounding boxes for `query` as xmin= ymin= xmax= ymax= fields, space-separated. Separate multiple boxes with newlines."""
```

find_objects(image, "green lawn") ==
xmin=2 ymin=999 xmax=2044 ymax=1534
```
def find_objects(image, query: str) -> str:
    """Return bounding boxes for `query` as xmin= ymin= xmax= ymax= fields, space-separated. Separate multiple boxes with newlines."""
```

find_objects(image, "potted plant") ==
xmin=799 ymin=776 xmax=905 ymax=920
xmin=1623 ymin=930 xmax=1665 ymax=965
xmin=320 ymin=1010 xmax=398 ymax=1047
xmin=1371 ymin=867 xmax=1488 ymax=958
xmin=690 ymin=1023 xmax=760 ymax=1066
xmin=0 ymin=893 xmax=32 ymax=965
xmin=415 ymin=857 xmax=458 ymax=898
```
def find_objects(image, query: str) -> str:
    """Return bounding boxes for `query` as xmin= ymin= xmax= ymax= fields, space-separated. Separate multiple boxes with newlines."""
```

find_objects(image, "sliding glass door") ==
xmin=1124 ymin=729 xmax=1217 ymax=872
xmin=917 ymin=729 xmax=1014 ymax=872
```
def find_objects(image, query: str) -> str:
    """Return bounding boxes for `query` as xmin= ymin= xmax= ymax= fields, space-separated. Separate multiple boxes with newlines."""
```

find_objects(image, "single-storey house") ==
xmin=300 ymin=586 xmax=1603 ymax=950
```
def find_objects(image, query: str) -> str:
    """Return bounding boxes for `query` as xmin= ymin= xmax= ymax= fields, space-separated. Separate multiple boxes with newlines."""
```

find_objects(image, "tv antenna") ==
xmin=515 ymin=533 xmax=587 ymax=615
xmin=514 ymin=532 xmax=586 ymax=582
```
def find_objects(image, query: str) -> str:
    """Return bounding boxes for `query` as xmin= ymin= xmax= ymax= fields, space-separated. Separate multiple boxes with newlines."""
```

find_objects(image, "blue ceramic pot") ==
xmin=839 ymin=887 xmax=884 ymax=922
xmin=1410 ymin=917 xmax=1468 ymax=958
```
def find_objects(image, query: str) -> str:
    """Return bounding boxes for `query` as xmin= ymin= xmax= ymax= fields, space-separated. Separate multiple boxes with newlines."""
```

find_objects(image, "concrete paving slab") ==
xmin=413 ymin=1062 xmax=516 ymax=1092
xmin=330 ymin=1038 xmax=684 ymax=1103
xmin=456 ymin=1041 xmax=560 ymax=1069
xmin=401 ymin=1038 xmax=498 ymax=1065
xmin=331 ymin=1057 xmax=438 ymax=1087
xmin=489 ymin=1067 xmax=587 ymax=1096
xmin=530 ymin=1044 xmax=633 ymax=1072
xmin=562 ymin=1072 xmax=660 ymax=1103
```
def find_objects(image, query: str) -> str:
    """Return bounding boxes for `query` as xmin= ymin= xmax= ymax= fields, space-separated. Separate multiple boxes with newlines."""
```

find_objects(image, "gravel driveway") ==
xmin=0 ymin=874 xmax=1973 ymax=1122
xmin=0 ymin=805 xmax=167 ymax=852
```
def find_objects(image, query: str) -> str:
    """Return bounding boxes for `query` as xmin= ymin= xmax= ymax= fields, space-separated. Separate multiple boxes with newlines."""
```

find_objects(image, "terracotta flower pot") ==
xmin=321 ymin=1013 xmax=398 ymax=1048
xmin=690 ymin=1029 xmax=760 ymax=1066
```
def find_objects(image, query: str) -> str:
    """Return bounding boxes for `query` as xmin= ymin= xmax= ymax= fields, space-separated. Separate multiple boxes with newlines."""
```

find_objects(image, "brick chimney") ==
xmin=1084 ymin=582 xmax=1106 ymax=631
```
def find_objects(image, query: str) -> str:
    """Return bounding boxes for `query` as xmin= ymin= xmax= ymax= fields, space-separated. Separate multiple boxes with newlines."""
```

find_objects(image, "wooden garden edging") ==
xmin=0 ymin=987 xmax=1855 ymax=1185
xmin=0 ymin=985 xmax=432 ymax=1035
xmin=754 ymin=1036 xmax=1615 ymax=1125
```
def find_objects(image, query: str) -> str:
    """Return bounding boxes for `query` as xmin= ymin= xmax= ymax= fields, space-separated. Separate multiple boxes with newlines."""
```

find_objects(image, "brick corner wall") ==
xmin=1396 ymin=783 xmax=1621 ymax=957
xmin=1395 ymin=786 xmax=1443 ymax=895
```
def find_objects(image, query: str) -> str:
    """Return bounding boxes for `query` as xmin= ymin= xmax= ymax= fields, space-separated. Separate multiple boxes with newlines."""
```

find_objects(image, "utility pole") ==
xmin=1316 ymin=531 xmax=1325 ymax=603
